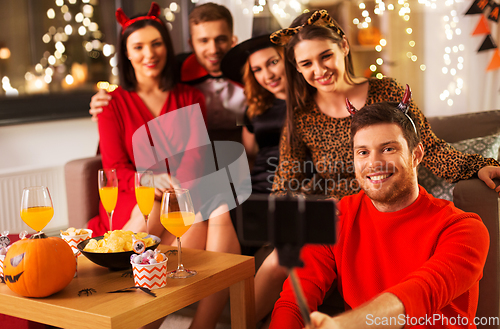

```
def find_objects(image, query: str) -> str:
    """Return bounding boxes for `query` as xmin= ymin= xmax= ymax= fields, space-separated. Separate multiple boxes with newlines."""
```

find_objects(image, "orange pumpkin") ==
xmin=3 ymin=233 xmax=76 ymax=297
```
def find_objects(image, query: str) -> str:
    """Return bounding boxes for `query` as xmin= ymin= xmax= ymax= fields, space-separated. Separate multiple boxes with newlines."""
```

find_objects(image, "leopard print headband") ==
xmin=270 ymin=10 xmax=345 ymax=46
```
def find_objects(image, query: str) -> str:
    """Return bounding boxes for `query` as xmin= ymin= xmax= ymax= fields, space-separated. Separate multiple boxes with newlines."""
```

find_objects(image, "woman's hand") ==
xmin=89 ymin=89 xmax=112 ymax=121
xmin=477 ymin=166 xmax=500 ymax=194
xmin=152 ymin=173 xmax=181 ymax=200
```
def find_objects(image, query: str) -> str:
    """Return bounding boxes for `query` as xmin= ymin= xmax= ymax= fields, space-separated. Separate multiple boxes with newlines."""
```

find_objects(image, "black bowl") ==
xmin=77 ymin=234 xmax=161 ymax=270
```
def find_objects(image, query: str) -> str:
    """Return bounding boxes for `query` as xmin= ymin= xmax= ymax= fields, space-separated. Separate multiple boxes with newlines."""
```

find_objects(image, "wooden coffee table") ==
xmin=0 ymin=245 xmax=255 ymax=329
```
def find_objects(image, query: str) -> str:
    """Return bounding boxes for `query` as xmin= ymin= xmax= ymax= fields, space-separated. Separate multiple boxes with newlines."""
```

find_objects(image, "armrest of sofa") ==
xmin=64 ymin=155 xmax=102 ymax=229
xmin=453 ymin=178 xmax=500 ymax=327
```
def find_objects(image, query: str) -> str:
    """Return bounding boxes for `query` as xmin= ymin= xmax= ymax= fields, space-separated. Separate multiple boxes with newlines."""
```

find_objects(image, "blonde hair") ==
xmin=243 ymin=46 xmax=284 ymax=119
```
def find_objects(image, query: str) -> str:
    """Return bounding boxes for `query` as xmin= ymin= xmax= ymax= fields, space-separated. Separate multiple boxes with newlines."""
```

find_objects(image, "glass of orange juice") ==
xmin=20 ymin=186 xmax=54 ymax=234
xmin=135 ymin=171 xmax=155 ymax=233
xmin=160 ymin=189 xmax=197 ymax=278
xmin=98 ymin=169 xmax=118 ymax=232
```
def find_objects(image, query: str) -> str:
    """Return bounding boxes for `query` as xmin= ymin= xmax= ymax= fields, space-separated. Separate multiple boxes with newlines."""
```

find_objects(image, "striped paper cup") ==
xmin=132 ymin=259 xmax=168 ymax=290
xmin=0 ymin=254 xmax=5 ymax=278
xmin=61 ymin=229 xmax=93 ymax=256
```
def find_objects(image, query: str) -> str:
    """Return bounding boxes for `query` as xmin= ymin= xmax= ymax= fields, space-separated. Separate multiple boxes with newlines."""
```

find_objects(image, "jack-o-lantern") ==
xmin=3 ymin=233 xmax=76 ymax=297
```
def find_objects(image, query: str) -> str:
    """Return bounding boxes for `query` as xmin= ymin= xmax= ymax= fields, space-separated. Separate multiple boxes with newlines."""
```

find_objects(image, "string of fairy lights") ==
xmin=344 ymin=0 xmax=464 ymax=106
xmin=1 ymin=0 xmax=182 ymax=95
xmin=0 ymin=0 xmax=474 ymax=107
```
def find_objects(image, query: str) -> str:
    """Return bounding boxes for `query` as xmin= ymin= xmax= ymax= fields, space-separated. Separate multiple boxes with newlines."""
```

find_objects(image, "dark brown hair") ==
xmin=243 ymin=46 xmax=284 ymax=119
xmin=350 ymin=102 xmax=421 ymax=150
xmin=283 ymin=11 xmax=358 ymax=148
xmin=118 ymin=18 xmax=177 ymax=91
xmin=188 ymin=3 xmax=233 ymax=32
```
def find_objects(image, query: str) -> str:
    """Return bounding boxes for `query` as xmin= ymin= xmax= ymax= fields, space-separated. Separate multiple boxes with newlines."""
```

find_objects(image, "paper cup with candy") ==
xmin=0 ymin=253 xmax=5 ymax=279
xmin=131 ymin=249 xmax=168 ymax=289
xmin=60 ymin=228 xmax=93 ymax=256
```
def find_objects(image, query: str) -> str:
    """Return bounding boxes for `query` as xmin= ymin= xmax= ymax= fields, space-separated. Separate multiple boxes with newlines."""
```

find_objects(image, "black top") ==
xmin=243 ymin=98 xmax=286 ymax=194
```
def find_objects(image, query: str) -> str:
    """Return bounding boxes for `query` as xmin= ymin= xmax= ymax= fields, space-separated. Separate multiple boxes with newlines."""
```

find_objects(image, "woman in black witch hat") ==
xmin=221 ymin=35 xmax=290 ymax=325
xmin=221 ymin=34 xmax=287 ymax=194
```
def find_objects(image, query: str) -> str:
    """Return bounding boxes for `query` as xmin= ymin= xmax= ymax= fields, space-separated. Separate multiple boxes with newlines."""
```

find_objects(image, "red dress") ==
xmin=88 ymin=84 xmax=206 ymax=236
xmin=270 ymin=186 xmax=489 ymax=329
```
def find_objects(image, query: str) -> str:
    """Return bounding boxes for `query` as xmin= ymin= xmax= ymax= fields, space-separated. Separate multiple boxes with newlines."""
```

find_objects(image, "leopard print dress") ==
xmin=271 ymin=77 xmax=499 ymax=199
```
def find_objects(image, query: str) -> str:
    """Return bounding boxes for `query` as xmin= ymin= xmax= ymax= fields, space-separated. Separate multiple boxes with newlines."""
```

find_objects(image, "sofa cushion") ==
xmin=418 ymin=133 xmax=500 ymax=200
xmin=427 ymin=110 xmax=500 ymax=143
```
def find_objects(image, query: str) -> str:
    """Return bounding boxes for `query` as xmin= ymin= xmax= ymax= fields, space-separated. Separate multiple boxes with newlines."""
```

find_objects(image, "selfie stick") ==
xmin=268 ymin=195 xmax=316 ymax=329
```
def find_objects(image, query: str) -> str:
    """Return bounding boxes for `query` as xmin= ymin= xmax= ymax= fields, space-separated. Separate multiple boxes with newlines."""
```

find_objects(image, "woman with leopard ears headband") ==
xmin=268 ymin=9 xmax=500 ymax=200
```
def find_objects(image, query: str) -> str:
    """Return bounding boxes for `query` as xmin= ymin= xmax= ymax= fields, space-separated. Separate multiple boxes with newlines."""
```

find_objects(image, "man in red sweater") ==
xmin=269 ymin=100 xmax=490 ymax=328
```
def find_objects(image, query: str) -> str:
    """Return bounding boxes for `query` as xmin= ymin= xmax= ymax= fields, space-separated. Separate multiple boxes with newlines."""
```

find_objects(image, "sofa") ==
xmin=64 ymin=109 xmax=500 ymax=326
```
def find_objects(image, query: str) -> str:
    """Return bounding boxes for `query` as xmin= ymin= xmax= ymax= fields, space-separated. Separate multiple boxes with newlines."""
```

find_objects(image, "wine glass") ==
xmin=160 ymin=189 xmax=197 ymax=278
xmin=98 ymin=169 xmax=118 ymax=232
xmin=20 ymin=186 xmax=54 ymax=234
xmin=135 ymin=171 xmax=155 ymax=233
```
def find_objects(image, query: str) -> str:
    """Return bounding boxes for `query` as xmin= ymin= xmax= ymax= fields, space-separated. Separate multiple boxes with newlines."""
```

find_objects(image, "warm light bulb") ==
xmin=65 ymin=25 xmax=73 ymax=35
xmin=47 ymin=8 xmax=56 ymax=19
xmin=65 ymin=75 xmax=74 ymax=85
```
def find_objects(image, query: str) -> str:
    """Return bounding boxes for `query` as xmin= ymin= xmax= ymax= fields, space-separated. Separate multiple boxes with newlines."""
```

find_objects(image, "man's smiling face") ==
xmin=353 ymin=122 xmax=422 ymax=210
xmin=189 ymin=19 xmax=236 ymax=77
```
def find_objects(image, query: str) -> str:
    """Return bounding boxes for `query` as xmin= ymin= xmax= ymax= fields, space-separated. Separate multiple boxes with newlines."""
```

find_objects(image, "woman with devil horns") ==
xmin=269 ymin=9 xmax=500 ymax=199
xmin=88 ymin=4 xmax=240 ymax=329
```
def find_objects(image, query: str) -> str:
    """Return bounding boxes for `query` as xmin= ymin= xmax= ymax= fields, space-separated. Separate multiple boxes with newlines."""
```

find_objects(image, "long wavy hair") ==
xmin=118 ymin=18 xmax=177 ymax=92
xmin=242 ymin=46 xmax=284 ymax=119
xmin=283 ymin=11 xmax=357 ymax=148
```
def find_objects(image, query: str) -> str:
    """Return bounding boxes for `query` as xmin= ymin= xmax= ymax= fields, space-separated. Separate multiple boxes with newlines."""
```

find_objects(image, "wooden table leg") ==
xmin=230 ymin=275 xmax=256 ymax=329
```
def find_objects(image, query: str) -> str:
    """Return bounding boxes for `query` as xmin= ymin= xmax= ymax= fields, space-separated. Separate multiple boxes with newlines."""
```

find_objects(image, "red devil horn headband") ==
xmin=116 ymin=2 xmax=163 ymax=33
xmin=346 ymin=84 xmax=417 ymax=135
xmin=345 ymin=98 xmax=357 ymax=116
xmin=397 ymin=84 xmax=412 ymax=113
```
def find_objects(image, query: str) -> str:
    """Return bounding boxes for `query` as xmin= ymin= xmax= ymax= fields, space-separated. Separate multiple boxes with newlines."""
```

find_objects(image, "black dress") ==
xmin=243 ymin=98 xmax=286 ymax=194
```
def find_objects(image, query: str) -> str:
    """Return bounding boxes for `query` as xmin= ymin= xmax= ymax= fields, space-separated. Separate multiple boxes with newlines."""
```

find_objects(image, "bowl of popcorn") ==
xmin=60 ymin=228 xmax=93 ymax=255
xmin=131 ymin=249 xmax=168 ymax=289
xmin=77 ymin=230 xmax=161 ymax=270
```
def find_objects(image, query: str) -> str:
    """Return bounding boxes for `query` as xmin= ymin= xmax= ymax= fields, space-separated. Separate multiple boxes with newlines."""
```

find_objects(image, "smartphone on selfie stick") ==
xmin=236 ymin=194 xmax=337 ymax=328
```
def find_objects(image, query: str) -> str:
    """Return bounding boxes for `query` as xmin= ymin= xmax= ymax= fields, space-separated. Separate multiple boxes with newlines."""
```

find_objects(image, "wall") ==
xmin=0 ymin=118 xmax=99 ymax=234
xmin=424 ymin=1 xmax=500 ymax=117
